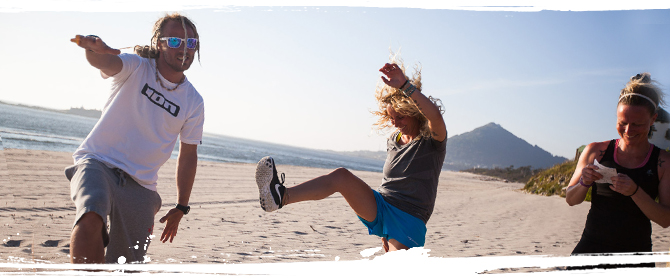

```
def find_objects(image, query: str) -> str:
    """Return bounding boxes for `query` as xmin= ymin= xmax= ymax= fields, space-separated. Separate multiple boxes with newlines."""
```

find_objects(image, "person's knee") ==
xmin=330 ymin=167 xmax=354 ymax=180
xmin=74 ymin=212 xmax=104 ymax=236
xmin=328 ymin=168 xmax=355 ymax=186
xmin=328 ymin=167 xmax=370 ymax=195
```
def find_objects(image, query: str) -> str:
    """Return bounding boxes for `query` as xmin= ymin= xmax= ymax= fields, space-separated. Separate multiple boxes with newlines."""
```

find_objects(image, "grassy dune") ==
xmin=523 ymin=159 xmax=592 ymax=201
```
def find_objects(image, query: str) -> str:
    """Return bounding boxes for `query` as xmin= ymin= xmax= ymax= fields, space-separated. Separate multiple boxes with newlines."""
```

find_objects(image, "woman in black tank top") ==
xmin=565 ymin=73 xmax=670 ymax=269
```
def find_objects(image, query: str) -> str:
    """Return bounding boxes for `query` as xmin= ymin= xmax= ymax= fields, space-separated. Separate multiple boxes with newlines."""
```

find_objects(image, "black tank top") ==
xmin=580 ymin=139 xmax=660 ymax=252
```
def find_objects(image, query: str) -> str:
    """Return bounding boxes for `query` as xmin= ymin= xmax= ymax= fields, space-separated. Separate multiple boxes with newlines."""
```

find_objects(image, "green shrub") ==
xmin=460 ymin=165 xmax=542 ymax=183
xmin=465 ymin=158 xmax=593 ymax=202
xmin=524 ymin=159 xmax=592 ymax=201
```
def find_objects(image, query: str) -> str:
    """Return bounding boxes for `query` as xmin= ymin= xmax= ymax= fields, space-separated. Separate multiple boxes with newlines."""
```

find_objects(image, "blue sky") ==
xmin=1 ymin=2 xmax=670 ymax=159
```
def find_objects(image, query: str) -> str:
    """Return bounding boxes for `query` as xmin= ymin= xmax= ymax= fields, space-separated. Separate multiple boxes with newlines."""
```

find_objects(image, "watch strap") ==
xmin=175 ymin=203 xmax=190 ymax=215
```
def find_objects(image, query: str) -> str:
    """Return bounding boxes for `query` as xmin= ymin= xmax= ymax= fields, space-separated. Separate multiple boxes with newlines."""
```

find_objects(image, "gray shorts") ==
xmin=66 ymin=158 xmax=162 ymax=264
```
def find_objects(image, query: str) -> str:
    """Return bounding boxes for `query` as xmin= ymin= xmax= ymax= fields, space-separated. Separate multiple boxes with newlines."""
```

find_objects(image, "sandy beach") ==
xmin=0 ymin=148 xmax=668 ymax=267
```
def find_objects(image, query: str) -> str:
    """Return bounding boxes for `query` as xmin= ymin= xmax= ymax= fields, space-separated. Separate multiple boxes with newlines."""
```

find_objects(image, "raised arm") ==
xmin=71 ymin=35 xmax=123 ymax=77
xmin=379 ymin=63 xmax=447 ymax=142
xmin=159 ymin=142 xmax=198 ymax=243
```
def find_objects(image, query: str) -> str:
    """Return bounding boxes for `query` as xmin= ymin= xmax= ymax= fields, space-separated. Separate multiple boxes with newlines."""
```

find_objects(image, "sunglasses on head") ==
xmin=160 ymin=37 xmax=198 ymax=49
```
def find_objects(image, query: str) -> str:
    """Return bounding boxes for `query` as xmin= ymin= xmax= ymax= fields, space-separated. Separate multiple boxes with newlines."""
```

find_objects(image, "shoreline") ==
xmin=0 ymin=148 xmax=667 ymax=266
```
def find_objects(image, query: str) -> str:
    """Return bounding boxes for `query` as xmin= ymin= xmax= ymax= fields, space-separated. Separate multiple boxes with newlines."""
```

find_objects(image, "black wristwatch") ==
xmin=175 ymin=203 xmax=190 ymax=215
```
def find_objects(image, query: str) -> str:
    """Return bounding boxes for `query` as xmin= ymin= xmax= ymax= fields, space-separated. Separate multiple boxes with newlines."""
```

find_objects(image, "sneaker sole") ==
xmin=255 ymin=156 xmax=278 ymax=212
xmin=255 ymin=156 xmax=275 ymax=190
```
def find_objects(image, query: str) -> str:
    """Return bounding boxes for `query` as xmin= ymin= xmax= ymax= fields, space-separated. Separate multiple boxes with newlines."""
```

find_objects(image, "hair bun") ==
xmin=631 ymin=72 xmax=652 ymax=83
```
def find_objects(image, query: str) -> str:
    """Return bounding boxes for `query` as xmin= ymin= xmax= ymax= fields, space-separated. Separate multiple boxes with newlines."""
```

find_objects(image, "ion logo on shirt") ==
xmin=141 ymin=83 xmax=180 ymax=117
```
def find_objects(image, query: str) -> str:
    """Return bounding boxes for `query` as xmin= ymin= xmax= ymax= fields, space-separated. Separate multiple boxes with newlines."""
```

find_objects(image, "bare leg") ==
xmin=285 ymin=168 xmax=377 ymax=222
xmin=381 ymin=238 xmax=409 ymax=252
xmin=70 ymin=212 xmax=105 ymax=263
xmin=280 ymin=166 xmax=411 ymax=252
xmin=386 ymin=238 xmax=409 ymax=251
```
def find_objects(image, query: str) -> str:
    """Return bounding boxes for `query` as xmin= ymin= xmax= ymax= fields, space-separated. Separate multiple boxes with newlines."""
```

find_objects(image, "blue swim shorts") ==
xmin=358 ymin=190 xmax=427 ymax=248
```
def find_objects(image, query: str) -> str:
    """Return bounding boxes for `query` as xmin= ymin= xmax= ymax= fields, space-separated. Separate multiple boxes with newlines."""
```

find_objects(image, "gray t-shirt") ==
xmin=377 ymin=131 xmax=447 ymax=223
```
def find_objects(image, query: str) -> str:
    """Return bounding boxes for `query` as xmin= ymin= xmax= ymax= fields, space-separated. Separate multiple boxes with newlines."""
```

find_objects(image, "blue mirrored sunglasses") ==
xmin=160 ymin=37 xmax=198 ymax=49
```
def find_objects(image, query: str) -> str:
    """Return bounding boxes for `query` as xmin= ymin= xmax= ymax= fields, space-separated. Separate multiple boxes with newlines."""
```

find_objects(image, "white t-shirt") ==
xmin=73 ymin=54 xmax=205 ymax=191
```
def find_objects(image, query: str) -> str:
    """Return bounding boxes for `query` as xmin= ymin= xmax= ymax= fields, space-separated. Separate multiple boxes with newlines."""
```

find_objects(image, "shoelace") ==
xmin=278 ymin=172 xmax=287 ymax=207
xmin=278 ymin=173 xmax=285 ymax=185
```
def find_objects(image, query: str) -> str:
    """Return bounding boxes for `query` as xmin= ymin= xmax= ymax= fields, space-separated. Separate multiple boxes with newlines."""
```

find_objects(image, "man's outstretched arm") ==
xmin=72 ymin=35 xmax=122 ymax=77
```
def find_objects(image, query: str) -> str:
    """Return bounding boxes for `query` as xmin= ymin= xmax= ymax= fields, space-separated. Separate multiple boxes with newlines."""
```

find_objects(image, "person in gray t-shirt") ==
xmin=255 ymin=59 xmax=447 ymax=252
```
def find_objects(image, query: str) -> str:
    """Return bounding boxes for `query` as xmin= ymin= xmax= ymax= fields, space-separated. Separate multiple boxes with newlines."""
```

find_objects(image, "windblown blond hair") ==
xmin=372 ymin=51 xmax=444 ymax=139
xmin=134 ymin=12 xmax=200 ymax=62
xmin=618 ymin=72 xmax=665 ymax=115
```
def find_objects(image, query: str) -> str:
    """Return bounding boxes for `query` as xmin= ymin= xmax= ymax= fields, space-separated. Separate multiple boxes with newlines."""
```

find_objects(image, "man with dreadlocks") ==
xmin=67 ymin=13 xmax=204 ymax=263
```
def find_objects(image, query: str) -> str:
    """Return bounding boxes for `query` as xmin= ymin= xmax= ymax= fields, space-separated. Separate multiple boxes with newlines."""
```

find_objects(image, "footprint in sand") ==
xmin=41 ymin=240 xmax=60 ymax=247
xmin=3 ymin=240 xmax=21 ymax=247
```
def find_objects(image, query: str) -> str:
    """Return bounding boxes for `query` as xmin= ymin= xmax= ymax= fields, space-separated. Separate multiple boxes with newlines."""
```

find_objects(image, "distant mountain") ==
xmin=333 ymin=122 xmax=567 ymax=171
xmin=0 ymin=101 xmax=101 ymax=119
xmin=443 ymin=122 xmax=567 ymax=171
xmin=65 ymin=107 xmax=102 ymax=118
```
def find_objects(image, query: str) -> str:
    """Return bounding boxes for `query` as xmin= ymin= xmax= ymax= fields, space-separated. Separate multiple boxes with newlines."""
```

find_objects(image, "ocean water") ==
xmin=0 ymin=103 xmax=384 ymax=172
